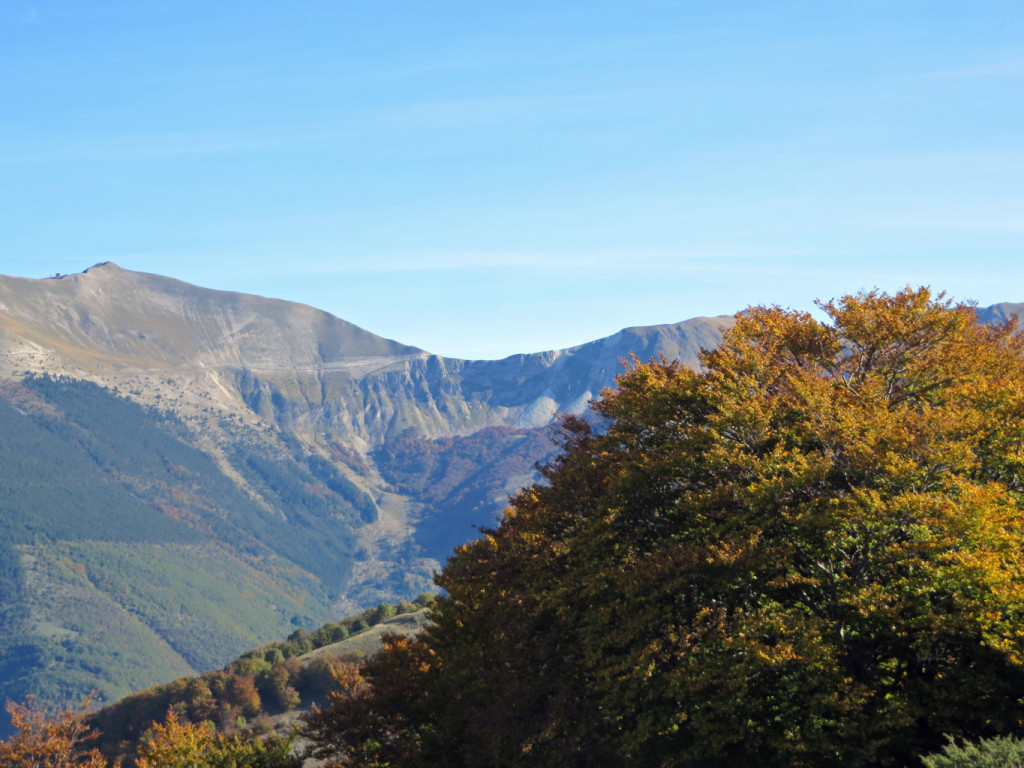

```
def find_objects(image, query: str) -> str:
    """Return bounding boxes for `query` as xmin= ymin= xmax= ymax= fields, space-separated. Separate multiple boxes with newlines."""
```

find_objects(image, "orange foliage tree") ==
xmin=304 ymin=288 xmax=1024 ymax=767
xmin=0 ymin=696 xmax=107 ymax=768
xmin=304 ymin=636 xmax=440 ymax=768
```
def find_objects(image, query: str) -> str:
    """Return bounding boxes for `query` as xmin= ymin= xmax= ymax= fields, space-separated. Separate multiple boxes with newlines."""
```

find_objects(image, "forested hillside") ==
xmin=0 ymin=376 xmax=383 ymax=722
xmin=87 ymin=597 xmax=433 ymax=765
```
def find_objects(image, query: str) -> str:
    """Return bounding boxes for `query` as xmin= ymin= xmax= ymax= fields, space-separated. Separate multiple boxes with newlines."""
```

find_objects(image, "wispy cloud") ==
xmin=926 ymin=53 xmax=1024 ymax=80
xmin=863 ymin=211 xmax=1024 ymax=235
xmin=182 ymin=244 xmax=855 ymax=279
xmin=0 ymin=85 xmax=621 ymax=166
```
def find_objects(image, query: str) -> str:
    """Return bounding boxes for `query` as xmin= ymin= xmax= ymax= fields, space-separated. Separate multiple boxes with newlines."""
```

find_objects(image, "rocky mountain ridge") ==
xmin=0 ymin=262 xmax=733 ymax=447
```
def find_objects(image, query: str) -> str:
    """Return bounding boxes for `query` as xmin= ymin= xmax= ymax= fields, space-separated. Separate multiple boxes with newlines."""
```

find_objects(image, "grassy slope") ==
xmin=86 ymin=604 xmax=432 ymax=762
xmin=300 ymin=609 xmax=430 ymax=664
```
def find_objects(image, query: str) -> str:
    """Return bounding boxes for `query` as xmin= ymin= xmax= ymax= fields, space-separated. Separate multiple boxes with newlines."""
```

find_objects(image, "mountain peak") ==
xmin=43 ymin=261 xmax=122 ymax=281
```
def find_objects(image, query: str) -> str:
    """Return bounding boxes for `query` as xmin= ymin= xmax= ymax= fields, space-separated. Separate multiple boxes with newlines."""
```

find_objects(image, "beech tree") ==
xmin=307 ymin=288 xmax=1024 ymax=767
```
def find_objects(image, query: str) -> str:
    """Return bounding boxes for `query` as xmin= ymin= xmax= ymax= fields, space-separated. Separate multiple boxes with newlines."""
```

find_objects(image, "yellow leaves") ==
xmin=706 ymin=305 xmax=840 ymax=386
xmin=702 ymin=532 xmax=761 ymax=566
xmin=0 ymin=695 xmax=107 ymax=768
xmin=135 ymin=712 xmax=301 ymax=768
xmin=325 ymin=661 xmax=372 ymax=706
xmin=135 ymin=712 xmax=215 ymax=768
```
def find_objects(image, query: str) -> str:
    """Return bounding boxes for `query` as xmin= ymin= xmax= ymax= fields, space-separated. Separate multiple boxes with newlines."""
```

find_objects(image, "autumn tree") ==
xmin=305 ymin=288 xmax=1024 ymax=768
xmin=136 ymin=711 xmax=300 ymax=768
xmin=0 ymin=695 xmax=108 ymax=768
xmin=303 ymin=636 xmax=449 ymax=768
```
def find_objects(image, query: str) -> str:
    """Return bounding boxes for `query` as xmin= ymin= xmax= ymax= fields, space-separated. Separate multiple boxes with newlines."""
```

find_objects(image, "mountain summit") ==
xmin=1 ymin=260 xmax=422 ymax=372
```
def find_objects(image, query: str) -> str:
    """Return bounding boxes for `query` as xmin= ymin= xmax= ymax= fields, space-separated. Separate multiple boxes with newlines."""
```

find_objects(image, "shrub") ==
xmin=921 ymin=735 xmax=1024 ymax=768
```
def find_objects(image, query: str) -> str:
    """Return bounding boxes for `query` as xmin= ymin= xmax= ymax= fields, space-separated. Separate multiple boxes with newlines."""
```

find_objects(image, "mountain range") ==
xmin=0 ymin=263 xmax=1015 ymax=722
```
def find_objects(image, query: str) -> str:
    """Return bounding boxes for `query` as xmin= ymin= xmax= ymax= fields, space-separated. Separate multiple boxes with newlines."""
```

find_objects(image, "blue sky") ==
xmin=3 ymin=2 xmax=1023 ymax=359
